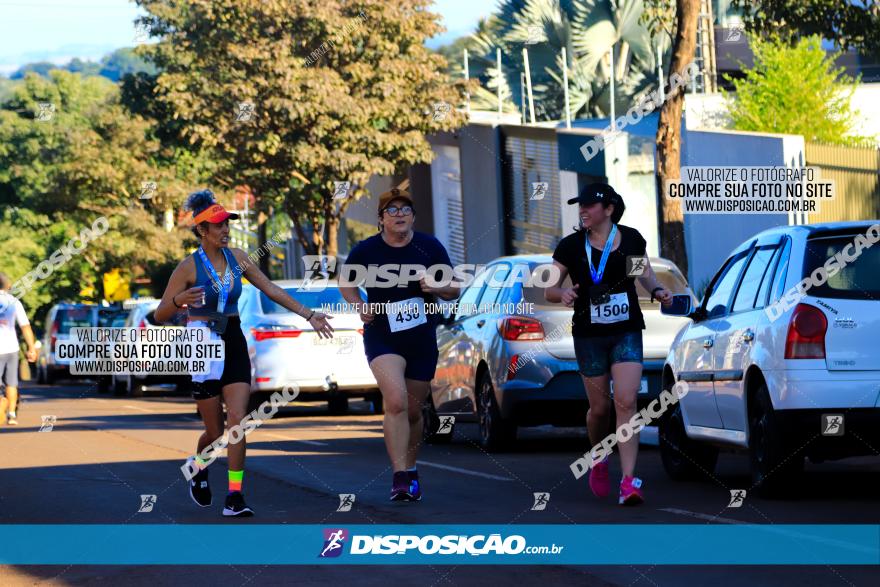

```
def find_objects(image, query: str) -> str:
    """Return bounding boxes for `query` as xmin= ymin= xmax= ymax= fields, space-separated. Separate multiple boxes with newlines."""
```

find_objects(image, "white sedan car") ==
xmin=238 ymin=280 xmax=380 ymax=414
xmin=660 ymin=221 xmax=880 ymax=495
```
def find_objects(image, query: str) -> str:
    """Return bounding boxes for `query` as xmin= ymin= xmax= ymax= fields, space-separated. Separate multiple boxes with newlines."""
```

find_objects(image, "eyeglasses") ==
xmin=383 ymin=205 xmax=413 ymax=217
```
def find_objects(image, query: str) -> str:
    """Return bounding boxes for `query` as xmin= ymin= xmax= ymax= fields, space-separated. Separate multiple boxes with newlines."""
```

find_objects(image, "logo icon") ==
xmin=531 ymin=492 xmax=550 ymax=511
xmin=530 ymin=182 xmax=548 ymax=201
xmin=626 ymin=255 xmax=648 ymax=277
xmin=432 ymin=101 xmax=452 ymax=122
xmin=134 ymin=22 xmax=151 ymax=43
xmin=725 ymin=23 xmax=744 ymax=42
xmin=235 ymin=101 xmax=255 ymax=122
xmin=337 ymin=337 xmax=355 ymax=355
xmin=299 ymin=255 xmax=337 ymax=292
xmin=138 ymin=494 xmax=157 ymax=512
xmin=526 ymin=24 xmax=545 ymax=45
xmin=39 ymin=415 xmax=56 ymax=432
xmin=727 ymin=489 xmax=746 ymax=508
xmin=333 ymin=181 xmax=351 ymax=201
xmin=436 ymin=415 xmax=455 ymax=435
xmin=822 ymin=414 xmax=844 ymax=436
xmin=319 ymin=528 xmax=348 ymax=558
xmin=139 ymin=181 xmax=157 ymax=200
xmin=36 ymin=102 xmax=55 ymax=122
xmin=336 ymin=494 xmax=355 ymax=512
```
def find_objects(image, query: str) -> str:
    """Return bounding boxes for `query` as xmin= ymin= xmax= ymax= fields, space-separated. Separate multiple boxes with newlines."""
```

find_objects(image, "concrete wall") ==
xmin=681 ymin=129 xmax=804 ymax=291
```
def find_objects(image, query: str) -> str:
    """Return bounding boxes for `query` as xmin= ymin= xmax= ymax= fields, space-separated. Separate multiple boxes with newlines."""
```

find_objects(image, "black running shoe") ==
xmin=223 ymin=491 xmax=254 ymax=517
xmin=188 ymin=466 xmax=212 ymax=507
xmin=390 ymin=471 xmax=413 ymax=501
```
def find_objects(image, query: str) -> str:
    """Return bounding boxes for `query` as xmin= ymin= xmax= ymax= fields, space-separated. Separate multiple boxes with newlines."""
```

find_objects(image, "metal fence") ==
xmin=805 ymin=142 xmax=880 ymax=222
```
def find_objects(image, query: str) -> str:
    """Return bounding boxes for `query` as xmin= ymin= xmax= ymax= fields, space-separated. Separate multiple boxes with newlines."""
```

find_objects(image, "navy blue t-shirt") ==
xmin=342 ymin=231 xmax=452 ymax=339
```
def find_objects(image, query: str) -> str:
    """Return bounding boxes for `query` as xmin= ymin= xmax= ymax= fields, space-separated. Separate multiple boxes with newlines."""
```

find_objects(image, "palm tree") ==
xmin=453 ymin=0 xmax=669 ymax=121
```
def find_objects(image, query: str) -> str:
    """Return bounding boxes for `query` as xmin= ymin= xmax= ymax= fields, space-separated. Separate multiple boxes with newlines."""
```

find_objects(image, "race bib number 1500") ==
xmin=387 ymin=297 xmax=428 ymax=333
xmin=590 ymin=292 xmax=630 ymax=324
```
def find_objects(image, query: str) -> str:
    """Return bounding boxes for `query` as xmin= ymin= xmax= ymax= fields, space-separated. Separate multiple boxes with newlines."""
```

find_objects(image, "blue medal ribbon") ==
xmin=197 ymin=246 xmax=232 ymax=313
xmin=585 ymin=224 xmax=618 ymax=285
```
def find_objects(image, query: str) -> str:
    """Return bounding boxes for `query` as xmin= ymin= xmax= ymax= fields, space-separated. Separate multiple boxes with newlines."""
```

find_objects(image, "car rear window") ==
xmin=98 ymin=310 xmax=129 ymax=327
xmin=803 ymin=234 xmax=880 ymax=300
xmin=259 ymin=287 xmax=347 ymax=314
xmin=57 ymin=308 xmax=93 ymax=333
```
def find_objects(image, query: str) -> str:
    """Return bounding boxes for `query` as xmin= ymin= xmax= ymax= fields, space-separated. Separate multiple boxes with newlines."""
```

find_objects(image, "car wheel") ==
xmin=127 ymin=375 xmax=146 ymax=397
xmin=113 ymin=375 xmax=126 ymax=396
xmin=328 ymin=395 xmax=348 ymax=415
xmin=368 ymin=392 xmax=384 ymax=415
xmin=476 ymin=372 xmax=516 ymax=452
xmin=44 ymin=367 xmax=56 ymax=385
xmin=37 ymin=364 xmax=46 ymax=385
xmin=749 ymin=383 xmax=803 ymax=497
xmin=97 ymin=375 xmax=111 ymax=394
xmin=422 ymin=396 xmax=452 ymax=444
xmin=659 ymin=403 xmax=719 ymax=481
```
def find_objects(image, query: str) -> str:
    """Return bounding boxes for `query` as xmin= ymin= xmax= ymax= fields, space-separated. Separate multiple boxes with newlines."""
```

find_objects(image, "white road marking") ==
xmin=265 ymin=432 xmax=328 ymax=446
xmin=122 ymin=405 xmax=153 ymax=413
xmin=659 ymin=508 xmax=746 ymax=524
xmin=416 ymin=460 xmax=514 ymax=481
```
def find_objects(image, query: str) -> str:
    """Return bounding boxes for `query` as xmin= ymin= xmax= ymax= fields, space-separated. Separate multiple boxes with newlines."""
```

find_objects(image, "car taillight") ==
xmin=138 ymin=318 xmax=147 ymax=329
xmin=498 ymin=317 xmax=544 ymax=341
xmin=255 ymin=377 xmax=271 ymax=383
xmin=251 ymin=328 xmax=302 ymax=342
xmin=50 ymin=322 xmax=58 ymax=351
xmin=785 ymin=303 xmax=827 ymax=359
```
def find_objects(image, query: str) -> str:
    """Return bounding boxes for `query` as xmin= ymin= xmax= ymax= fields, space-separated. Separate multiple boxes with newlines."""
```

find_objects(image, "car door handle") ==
xmin=476 ymin=319 xmax=486 ymax=328
xmin=702 ymin=338 xmax=714 ymax=349
xmin=742 ymin=329 xmax=755 ymax=342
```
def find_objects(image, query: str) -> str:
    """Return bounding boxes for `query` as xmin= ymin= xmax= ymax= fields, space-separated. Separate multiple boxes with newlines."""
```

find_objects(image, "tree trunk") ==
xmin=655 ymin=0 xmax=699 ymax=280
xmin=326 ymin=214 xmax=339 ymax=259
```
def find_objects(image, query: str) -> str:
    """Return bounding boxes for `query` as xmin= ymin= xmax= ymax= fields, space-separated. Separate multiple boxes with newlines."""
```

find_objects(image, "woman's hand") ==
xmin=308 ymin=312 xmax=335 ymax=338
xmin=653 ymin=287 xmax=673 ymax=306
xmin=174 ymin=287 xmax=204 ymax=308
xmin=359 ymin=303 xmax=375 ymax=325
xmin=561 ymin=284 xmax=580 ymax=307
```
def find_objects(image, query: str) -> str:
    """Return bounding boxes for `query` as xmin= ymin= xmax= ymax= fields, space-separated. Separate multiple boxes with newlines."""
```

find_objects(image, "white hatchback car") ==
xmin=659 ymin=221 xmax=880 ymax=495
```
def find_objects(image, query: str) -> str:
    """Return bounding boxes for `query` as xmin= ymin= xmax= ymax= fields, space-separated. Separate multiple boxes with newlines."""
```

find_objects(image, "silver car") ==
xmin=429 ymin=254 xmax=693 ymax=450
xmin=238 ymin=280 xmax=379 ymax=414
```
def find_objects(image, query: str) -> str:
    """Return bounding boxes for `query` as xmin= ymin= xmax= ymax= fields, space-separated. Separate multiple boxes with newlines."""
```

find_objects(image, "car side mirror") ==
xmin=661 ymin=294 xmax=694 ymax=317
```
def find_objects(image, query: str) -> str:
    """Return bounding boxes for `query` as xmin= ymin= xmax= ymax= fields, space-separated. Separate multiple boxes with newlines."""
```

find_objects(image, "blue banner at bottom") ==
xmin=0 ymin=525 xmax=877 ymax=565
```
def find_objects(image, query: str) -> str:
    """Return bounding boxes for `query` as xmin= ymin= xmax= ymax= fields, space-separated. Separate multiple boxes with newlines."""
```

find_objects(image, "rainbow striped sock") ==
xmin=228 ymin=470 xmax=243 ymax=493
xmin=194 ymin=455 xmax=209 ymax=470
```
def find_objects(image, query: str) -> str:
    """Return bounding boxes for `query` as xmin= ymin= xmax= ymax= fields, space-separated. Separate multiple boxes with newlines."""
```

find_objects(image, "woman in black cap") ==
xmin=546 ymin=183 xmax=672 ymax=505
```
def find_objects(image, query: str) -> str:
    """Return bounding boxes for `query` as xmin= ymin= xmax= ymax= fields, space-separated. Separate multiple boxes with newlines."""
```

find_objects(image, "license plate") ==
xmin=313 ymin=335 xmax=354 ymax=347
xmin=610 ymin=378 xmax=649 ymax=395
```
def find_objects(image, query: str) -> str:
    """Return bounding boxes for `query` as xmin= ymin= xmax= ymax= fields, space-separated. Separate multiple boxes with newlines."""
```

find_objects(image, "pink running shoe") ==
xmin=588 ymin=458 xmax=610 ymax=498
xmin=619 ymin=476 xmax=644 ymax=506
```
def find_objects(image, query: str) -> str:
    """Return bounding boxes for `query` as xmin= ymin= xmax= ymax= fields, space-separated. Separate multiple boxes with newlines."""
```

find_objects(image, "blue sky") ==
xmin=0 ymin=0 xmax=492 ymax=75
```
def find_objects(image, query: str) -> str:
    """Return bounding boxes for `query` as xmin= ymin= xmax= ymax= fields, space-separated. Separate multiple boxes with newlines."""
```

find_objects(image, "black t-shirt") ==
xmin=551 ymin=224 xmax=647 ymax=337
xmin=342 ymin=231 xmax=452 ymax=339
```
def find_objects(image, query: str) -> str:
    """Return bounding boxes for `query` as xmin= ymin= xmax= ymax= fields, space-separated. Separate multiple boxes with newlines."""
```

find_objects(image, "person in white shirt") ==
xmin=0 ymin=272 xmax=38 ymax=425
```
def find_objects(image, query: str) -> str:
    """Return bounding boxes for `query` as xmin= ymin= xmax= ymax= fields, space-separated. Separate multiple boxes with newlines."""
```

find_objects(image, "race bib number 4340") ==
xmin=387 ymin=297 xmax=428 ymax=333
xmin=590 ymin=292 xmax=630 ymax=324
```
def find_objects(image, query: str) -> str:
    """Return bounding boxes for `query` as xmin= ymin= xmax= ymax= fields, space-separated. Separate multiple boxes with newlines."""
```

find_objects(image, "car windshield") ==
xmin=520 ymin=263 xmax=688 ymax=306
xmin=803 ymin=234 xmax=880 ymax=300
xmin=98 ymin=310 xmax=128 ymax=327
xmin=259 ymin=287 xmax=347 ymax=314
xmin=57 ymin=307 xmax=93 ymax=334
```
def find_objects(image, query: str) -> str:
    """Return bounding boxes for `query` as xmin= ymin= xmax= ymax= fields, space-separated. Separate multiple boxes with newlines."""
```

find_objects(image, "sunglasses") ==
xmin=383 ymin=205 xmax=414 ymax=217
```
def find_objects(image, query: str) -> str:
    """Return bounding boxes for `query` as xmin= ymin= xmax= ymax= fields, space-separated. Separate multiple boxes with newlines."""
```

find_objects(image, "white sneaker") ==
xmin=7 ymin=412 xmax=17 ymax=425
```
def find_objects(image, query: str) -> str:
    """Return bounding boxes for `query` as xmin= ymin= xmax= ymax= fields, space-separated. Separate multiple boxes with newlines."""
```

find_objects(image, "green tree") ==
xmin=136 ymin=0 xmax=467 ymax=261
xmin=724 ymin=35 xmax=868 ymax=145
xmin=0 ymin=70 xmax=187 ymax=315
xmin=732 ymin=0 xmax=880 ymax=56
xmin=455 ymin=0 xmax=664 ymax=120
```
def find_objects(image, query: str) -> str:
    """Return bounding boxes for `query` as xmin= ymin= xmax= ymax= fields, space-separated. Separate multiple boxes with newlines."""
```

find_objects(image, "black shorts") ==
xmin=190 ymin=317 xmax=252 ymax=401
xmin=363 ymin=328 xmax=439 ymax=382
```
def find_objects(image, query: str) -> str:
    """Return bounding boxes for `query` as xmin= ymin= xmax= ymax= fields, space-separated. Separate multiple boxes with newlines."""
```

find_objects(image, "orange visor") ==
xmin=192 ymin=204 xmax=240 ymax=225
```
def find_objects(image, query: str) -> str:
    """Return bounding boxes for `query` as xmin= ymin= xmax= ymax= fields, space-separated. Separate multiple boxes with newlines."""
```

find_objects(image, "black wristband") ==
xmin=172 ymin=294 xmax=182 ymax=309
xmin=306 ymin=310 xmax=315 ymax=321
xmin=650 ymin=287 xmax=663 ymax=303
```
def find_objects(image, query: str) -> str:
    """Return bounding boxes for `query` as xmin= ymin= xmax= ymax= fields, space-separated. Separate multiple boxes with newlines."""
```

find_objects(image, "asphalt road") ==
xmin=1 ymin=381 xmax=878 ymax=586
